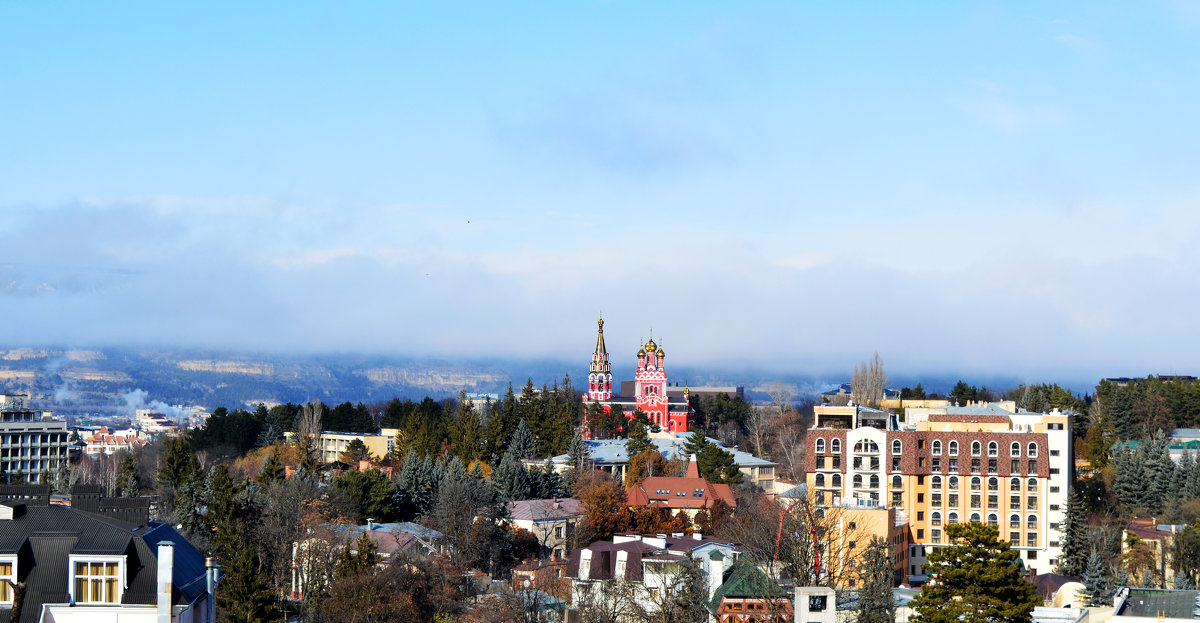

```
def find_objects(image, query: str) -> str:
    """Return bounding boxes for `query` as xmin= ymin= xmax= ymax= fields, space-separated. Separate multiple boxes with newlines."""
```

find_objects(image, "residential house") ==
xmin=0 ymin=484 xmax=214 ymax=623
xmin=290 ymin=520 xmax=445 ymax=599
xmin=506 ymin=498 xmax=583 ymax=561
xmin=625 ymin=457 xmax=737 ymax=519
xmin=1123 ymin=517 xmax=1189 ymax=587
xmin=707 ymin=556 xmax=792 ymax=623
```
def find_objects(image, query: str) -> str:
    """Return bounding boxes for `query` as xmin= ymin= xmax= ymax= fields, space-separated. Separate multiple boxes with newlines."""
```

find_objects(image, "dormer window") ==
xmin=0 ymin=556 xmax=15 ymax=604
xmin=70 ymin=556 xmax=125 ymax=604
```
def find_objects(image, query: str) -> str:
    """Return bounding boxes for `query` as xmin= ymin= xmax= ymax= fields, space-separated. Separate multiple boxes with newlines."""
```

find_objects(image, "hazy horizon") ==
xmin=2 ymin=3 xmax=1198 ymax=385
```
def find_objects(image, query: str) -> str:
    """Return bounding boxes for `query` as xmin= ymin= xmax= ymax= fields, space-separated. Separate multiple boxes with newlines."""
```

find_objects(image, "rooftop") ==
xmin=1116 ymin=588 xmax=1200 ymax=619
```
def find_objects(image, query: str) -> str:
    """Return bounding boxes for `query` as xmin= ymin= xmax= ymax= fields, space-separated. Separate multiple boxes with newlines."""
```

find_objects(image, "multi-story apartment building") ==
xmin=0 ymin=394 xmax=69 ymax=484
xmin=805 ymin=402 xmax=1072 ymax=582
xmin=283 ymin=428 xmax=401 ymax=464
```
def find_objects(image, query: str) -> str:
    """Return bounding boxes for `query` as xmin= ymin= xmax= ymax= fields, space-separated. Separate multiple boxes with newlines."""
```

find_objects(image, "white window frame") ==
xmin=68 ymin=555 xmax=127 ymax=605
xmin=0 ymin=556 xmax=16 ymax=604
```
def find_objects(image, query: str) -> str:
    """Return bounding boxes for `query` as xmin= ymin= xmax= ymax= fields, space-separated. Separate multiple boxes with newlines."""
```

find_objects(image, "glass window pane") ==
xmin=75 ymin=578 xmax=87 ymax=601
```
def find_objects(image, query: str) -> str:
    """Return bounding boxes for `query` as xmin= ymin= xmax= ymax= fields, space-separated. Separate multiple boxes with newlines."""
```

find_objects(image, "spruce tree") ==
xmin=858 ymin=537 xmax=897 ymax=623
xmin=117 ymin=454 xmax=140 ymax=498
xmin=1082 ymin=550 xmax=1110 ymax=606
xmin=255 ymin=447 xmax=283 ymax=487
xmin=1174 ymin=571 xmax=1196 ymax=590
xmin=508 ymin=419 xmax=539 ymax=460
xmin=491 ymin=451 xmax=531 ymax=502
xmin=1058 ymin=490 xmax=1089 ymax=576
xmin=217 ymin=536 xmax=275 ymax=623
xmin=681 ymin=429 xmax=708 ymax=457
xmin=625 ymin=420 xmax=655 ymax=457
xmin=910 ymin=522 xmax=1040 ymax=623
xmin=1113 ymin=565 xmax=1131 ymax=591
xmin=566 ymin=429 xmax=590 ymax=473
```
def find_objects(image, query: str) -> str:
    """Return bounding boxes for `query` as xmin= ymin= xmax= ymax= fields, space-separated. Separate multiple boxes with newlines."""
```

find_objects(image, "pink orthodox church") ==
xmin=582 ymin=318 xmax=693 ymax=439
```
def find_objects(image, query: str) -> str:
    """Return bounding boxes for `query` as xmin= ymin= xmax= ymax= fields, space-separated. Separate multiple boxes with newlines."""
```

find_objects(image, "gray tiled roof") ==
xmin=550 ymin=433 xmax=775 ymax=468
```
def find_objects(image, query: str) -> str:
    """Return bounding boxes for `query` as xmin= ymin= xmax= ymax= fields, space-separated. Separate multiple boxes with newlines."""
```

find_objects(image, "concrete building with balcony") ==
xmin=805 ymin=402 xmax=1072 ymax=582
xmin=0 ymin=394 xmax=69 ymax=484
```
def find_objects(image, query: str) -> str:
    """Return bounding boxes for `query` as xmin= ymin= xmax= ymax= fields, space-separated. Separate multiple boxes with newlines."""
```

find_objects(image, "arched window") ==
xmin=932 ymin=440 xmax=942 ymax=455
xmin=892 ymin=439 xmax=902 ymax=455
xmin=855 ymin=440 xmax=880 ymax=453
xmin=815 ymin=438 xmax=826 ymax=453
xmin=815 ymin=473 xmax=826 ymax=487
xmin=1010 ymin=514 xmax=1021 ymax=529
xmin=869 ymin=475 xmax=879 ymax=489
xmin=1027 ymin=514 xmax=1037 ymax=529
xmin=948 ymin=441 xmax=959 ymax=456
xmin=948 ymin=512 xmax=959 ymax=524
xmin=987 ymin=441 xmax=998 ymax=457
xmin=971 ymin=441 xmax=982 ymax=457
xmin=1027 ymin=442 xmax=1038 ymax=458
xmin=831 ymin=439 xmax=841 ymax=454
xmin=931 ymin=511 xmax=942 ymax=526
xmin=1010 ymin=442 xmax=1020 ymax=457
xmin=970 ymin=512 xmax=981 ymax=523
xmin=931 ymin=476 xmax=942 ymax=490
xmin=971 ymin=477 xmax=981 ymax=491
xmin=832 ymin=474 xmax=842 ymax=487
xmin=853 ymin=475 xmax=863 ymax=488
xmin=1027 ymin=477 xmax=1037 ymax=491
xmin=987 ymin=513 xmax=998 ymax=526
xmin=1010 ymin=477 xmax=1021 ymax=490
xmin=987 ymin=477 xmax=999 ymax=490
xmin=892 ymin=475 xmax=902 ymax=489
xmin=948 ymin=476 xmax=959 ymax=491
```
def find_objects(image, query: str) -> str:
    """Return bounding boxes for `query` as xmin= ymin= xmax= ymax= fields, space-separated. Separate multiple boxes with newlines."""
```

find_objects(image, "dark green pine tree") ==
xmin=696 ymin=443 xmax=741 ymax=484
xmin=491 ymin=451 xmax=531 ymax=502
xmin=681 ymin=429 xmax=708 ymax=457
xmin=508 ymin=419 xmax=539 ymax=460
xmin=334 ymin=531 xmax=381 ymax=579
xmin=117 ymin=454 xmax=140 ymax=498
xmin=483 ymin=384 xmax=519 ymax=460
xmin=1082 ymin=550 xmax=1110 ymax=606
xmin=1110 ymin=447 xmax=1143 ymax=509
xmin=255 ymin=447 xmax=284 ymax=488
xmin=566 ymin=429 xmax=590 ymax=473
xmin=625 ymin=420 xmax=655 ymax=457
xmin=1057 ymin=490 xmax=1089 ymax=576
xmin=1113 ymin=565 xmax=1131 ymax=591
xmin=217 ymin=536 xmax=276 ymax=623
xmin=910 ymin=522 xmax=1040 ymax=623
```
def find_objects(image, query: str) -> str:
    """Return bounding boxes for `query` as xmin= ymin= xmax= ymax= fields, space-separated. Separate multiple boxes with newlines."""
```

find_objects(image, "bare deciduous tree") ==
xmin=850 ymin=352 xmax=887 ymax=408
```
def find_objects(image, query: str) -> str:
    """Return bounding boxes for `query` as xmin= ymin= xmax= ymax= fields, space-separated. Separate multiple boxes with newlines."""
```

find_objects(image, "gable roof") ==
xmin=626 ymin=476 xmax=736 ymax=510
xmin=507 ymin=498 xmax=584 ymax=521
xmin=708 ymin=560 xmax=789 ymax=612
xmin=0 ymin=503 xmax=208 ymax=623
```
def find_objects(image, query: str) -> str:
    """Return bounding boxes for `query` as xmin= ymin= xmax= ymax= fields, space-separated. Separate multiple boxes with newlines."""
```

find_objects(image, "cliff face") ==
xmin=177 ymin=360 xmax=275 ymax=375
xmin=361 ymin=367 xmax=508 ymax=392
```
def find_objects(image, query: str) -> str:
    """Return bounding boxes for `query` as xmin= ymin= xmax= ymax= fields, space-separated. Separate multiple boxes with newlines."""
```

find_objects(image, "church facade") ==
xmin=582 ymin=318 xmax=693 ymax=439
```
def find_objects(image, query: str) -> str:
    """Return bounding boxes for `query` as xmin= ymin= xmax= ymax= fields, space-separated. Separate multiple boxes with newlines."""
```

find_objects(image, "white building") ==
xmin=0 ymin=394 xmax=69 ymax=484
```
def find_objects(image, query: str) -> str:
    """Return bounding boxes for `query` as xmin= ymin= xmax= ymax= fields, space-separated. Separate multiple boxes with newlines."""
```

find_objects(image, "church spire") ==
xmin=587 ymin=317 xmax=612 ymax=401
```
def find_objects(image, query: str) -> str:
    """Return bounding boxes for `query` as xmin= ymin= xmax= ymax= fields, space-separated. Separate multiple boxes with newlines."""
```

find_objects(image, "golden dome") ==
xmin=657 ymin=348 xmax=665 ymax=359
xmin=598 ymin=317 xmax=604 ymax=329
xmin=645 ymin=338 xmax=657 ymax=353
xmin=684 ymin=385 xmax=690 ymax=395
xmin=637 ymin=347 xmax=646 ymax=357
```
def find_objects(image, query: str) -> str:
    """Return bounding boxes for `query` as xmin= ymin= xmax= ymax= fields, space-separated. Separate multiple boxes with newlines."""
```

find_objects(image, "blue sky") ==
xmin=2 ymin=2 xmax=1199 ymax=383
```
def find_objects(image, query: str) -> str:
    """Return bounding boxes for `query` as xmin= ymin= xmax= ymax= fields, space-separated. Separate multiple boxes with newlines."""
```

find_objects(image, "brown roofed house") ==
xmin=625 ymin=457 xmax=736 ymax=519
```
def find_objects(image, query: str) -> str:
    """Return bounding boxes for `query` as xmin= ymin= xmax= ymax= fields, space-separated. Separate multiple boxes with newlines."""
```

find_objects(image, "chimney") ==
xmin=707 ymin=550 xmax=726 ymax=601
xmin=157 ymin=543 xmax=174 ymax=623
xmin=205 ymin=557 xmax=220 ymax=623
xmin=686 ymin=454 xmax=699 ymax=479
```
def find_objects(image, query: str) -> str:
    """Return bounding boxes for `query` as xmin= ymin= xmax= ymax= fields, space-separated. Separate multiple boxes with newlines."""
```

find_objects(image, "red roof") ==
xmin=625 ymin=475 xmax=736 ymax=510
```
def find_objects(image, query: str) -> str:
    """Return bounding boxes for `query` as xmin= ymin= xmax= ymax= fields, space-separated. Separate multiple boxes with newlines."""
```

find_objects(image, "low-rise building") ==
xmin=0 ymin=484 xmax=215 ymax=623
xmin=80 ymin=427 xmax=149 ymax=456
xmin=506 ymin=498 xmax=583 ymax=561
xmin=1123 ymin=518 xmax=1189 ymax=587
xmin=707 ymin=557 xmax=793 ymax=622
xmin=283 ymin=428 xmax=401 ymax=464
xmin=625 ymin=457 xmax=737 ymax=519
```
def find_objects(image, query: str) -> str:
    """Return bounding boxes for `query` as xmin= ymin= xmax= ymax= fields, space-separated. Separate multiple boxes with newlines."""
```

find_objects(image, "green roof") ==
xmin=708 ymin=560 xmax=790 ymax=613
xmin=1118 ymin=589 xmax=1200 ymax=619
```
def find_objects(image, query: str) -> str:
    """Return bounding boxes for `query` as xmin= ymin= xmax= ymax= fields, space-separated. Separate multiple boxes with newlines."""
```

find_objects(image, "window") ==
xmin=1027 ymin=478 xmax=1037 ymax=492
xmin=988 ymin=495 xmax=998 ymax=509
xmin=815 ymin=473 xmax=825 ymax=487
xmin=917 ymin=529 xmax=924 ymax=539
xmin=917 ymin=512 xmax=924 ymax=521
xmin=869 ymin=475 xmax=879 ymax=489
xmin=1011 ymin=459 xmax=1020 ymax=473
xmin=948 ymin=476 xmax=959 ymax=491
xmin=1027 ymin=514 xmax=1037 ymax=530
xmin=1010 ymin=514 xmax=1021 ymax=529
xmin=988 ymin=459 xmax=998 ymax=473
xmin=892 ymin=440 xmax=902 ymax=455
xmin=932 ymin=529 xmax=941 ymax=543
xmin=1051 ymin=486 xmax=1060 ymax=493
xmin=932 ymin=493 xmax=942 ymax=507
xmin=892 ymin=475 xmax=902 ymax=489
xmin=892 ymin=457 xmax=901 ymax=471
xmin=1027 ymin=443 xmax=1038 ymax=458
xmin=555 ymin=526 xmax=564 ymax=538
xmin=931 ymin=512 xmax=942 ymax=526
xmin=918 ymin=457 xmax=926 ymax=468
xmin=971 ymin=477 xmax=981 ymax=491
xmin=948 ymin=512 xmax=959 ymax=524
xmin=853 ymin=475 xmax=863 ymax=488
xmin=831 ymin=439 xmax=841 ymax=454
xmin=948 ymin=441 xmax=959 ymax=456
xmin=932 ymin=458 xmax=941 ymax=472
xmin=971 ymin=441 xmax=981 ymax=457
xmin=1011 ymin=495 xmax=1020 ymax=509
xmin=987 ymin=477 xmax=998 ymax=490
xmin=1011 ymin=531 xmax=1021 ymax=544
xmin=971 ymin=458 xmax=981 ymax=473
xmin=891 ymin=493 xmax=902 ymax=506
xmin=72 ymin=559 xmax=122 ymax=604
xmin=832 ymin=474 xmax=842 ymax=487
xmin=815 ymin=439 xmax=826 ymax=453
xmin=949 ymin=458 xmax=959 ymax=472
xmin=918 ymin=439 xmax=926 ymax=450
xmin=988 ymin=441 xmax=998 ymax=457
xmin=1027 ymin=496 xmax=1037 ymax=510
xmin=932 ymin=476 xmax=942 ymax=489
xmin=1028 ymin=460 xmax=1036 ymax=473
xmin=1050 ymin=450 xmax=1060 ymax=456
xmin=969 ymin=512 xmax=981 ymax=523
xmin=1027 ymin=533 xmax=1037 ymax=547
xmin=1011 ymin=442 xmax=1020 ymax=457
xmin=0 ymin=558 xmax=13 ymax=603
xmin=918 ymin=493 xmax=925 ymax=503
xmin=1027 ymin=550 xmax=1037 ymax=560
xmin=948 ymin=494 xmax=958 ymax=508
xmin=1010 ymin=477 xmax=1021 ymax=490
xmin=987 ymin=513 xmax=998 ymax=526
xmin=970 ymin=494 xmax=980 ymax=508
xmin=932 ymin=440 xmax=942 ymax=455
